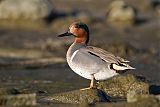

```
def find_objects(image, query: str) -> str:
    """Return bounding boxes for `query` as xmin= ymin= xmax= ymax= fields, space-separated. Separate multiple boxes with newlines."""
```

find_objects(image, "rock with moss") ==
xmin=0 ymin=0 xmax=54 ymax=20
xmin=43 ymin=89 xmax=110 ymax=104
xmin=98 ymin=74 xmax=149 ymax=98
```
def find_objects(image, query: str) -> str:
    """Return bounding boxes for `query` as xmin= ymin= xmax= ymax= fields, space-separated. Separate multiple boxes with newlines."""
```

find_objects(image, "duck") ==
xmin=58 ymin=22 xmax=135 ymax=89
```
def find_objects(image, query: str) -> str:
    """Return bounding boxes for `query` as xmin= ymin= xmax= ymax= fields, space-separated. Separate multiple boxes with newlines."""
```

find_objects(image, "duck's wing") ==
xmin=84 ymin=46 xmax=135 ymax=71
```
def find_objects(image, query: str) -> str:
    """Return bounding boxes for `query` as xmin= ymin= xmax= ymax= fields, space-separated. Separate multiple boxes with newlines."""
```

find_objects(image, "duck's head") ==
xmin=58 ymin=22 xmax=90 ymax=44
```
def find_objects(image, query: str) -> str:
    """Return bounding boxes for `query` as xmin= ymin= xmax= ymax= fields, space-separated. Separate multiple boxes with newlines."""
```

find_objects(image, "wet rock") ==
xmin=0 ymin=93 xmax=36 ymax=106
xmin=98 ymin=74 xmax=149 ymax=98
xmin=43 ymin=89 xmax=109 ymax=104
xmin=106 ymin=0 xmax=137 ymax=25
xmin=0 ymin=0 xmax=54 ymax=20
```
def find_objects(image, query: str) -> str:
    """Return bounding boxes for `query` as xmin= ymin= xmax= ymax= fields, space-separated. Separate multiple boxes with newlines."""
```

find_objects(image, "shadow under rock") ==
xmin=97 ymin=89 xmax=111 ymax=102
xmin=149 ymin=85 xmax=160 ymax=95
xmin=134 ymin=18 xmax=149 ymax=26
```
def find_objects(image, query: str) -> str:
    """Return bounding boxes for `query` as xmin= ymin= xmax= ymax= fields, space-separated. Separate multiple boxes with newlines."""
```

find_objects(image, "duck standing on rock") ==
xmin=58 ymin=22 xmax=135 ymax=90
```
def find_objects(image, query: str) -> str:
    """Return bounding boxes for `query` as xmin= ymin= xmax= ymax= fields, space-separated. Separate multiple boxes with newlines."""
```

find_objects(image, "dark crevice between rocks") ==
xmin=149 ymin=85 xmax=160 ymax=95
xmin=134 ymin=18 xmax=149 ymax=26
xmin=97 ymin=89 xmax=111 ymax=102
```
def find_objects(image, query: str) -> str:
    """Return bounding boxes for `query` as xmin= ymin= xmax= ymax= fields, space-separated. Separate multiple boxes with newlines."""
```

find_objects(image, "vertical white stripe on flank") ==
xmin=71 ymin=50 xmax=79 ymax=62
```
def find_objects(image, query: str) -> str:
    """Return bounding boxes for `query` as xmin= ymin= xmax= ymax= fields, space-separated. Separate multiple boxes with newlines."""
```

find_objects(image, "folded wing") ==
xmin=85 ymin=46 xmax=135 ymax=71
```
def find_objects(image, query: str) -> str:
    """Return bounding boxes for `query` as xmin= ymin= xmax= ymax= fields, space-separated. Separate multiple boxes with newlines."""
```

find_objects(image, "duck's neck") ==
xmin=66 ymin=42 xmax=86 ymax=61
xmin=75 ymin=37 xmax=86 ymax=44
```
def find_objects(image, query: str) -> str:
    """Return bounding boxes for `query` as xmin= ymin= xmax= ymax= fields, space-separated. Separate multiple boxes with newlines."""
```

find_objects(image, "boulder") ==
xmin=98 ymin=74 xmax=149 ymax=98
xmin=42 ymin=89 xmax=110 ymax=104
xmin=0 ymin=0 xmax=54 ymax=20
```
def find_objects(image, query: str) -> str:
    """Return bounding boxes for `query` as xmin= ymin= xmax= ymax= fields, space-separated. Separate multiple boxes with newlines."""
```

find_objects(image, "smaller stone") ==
xmin=43 ymin=89 xmax=110 ymax=104
xmin=156 ymin=95 xmax=160 ymax=100
xmin=127 ymin=90 xmax=139 ymax=103
xmin=106 ymin=0 xmax=136 ymax=25
xmin=127 ymin=91 xmax=160 ymax=103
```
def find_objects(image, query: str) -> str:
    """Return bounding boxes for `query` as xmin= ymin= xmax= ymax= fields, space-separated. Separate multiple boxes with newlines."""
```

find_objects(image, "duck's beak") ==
xmin=58 ymin=32 xmax=73 ymax=37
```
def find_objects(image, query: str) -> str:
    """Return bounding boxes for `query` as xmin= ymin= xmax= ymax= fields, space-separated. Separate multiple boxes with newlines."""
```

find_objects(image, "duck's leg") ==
xmin=80 ymin=74 xmax=96 ymax=90
xmin=89 ymin=74 xmax=94 ymax=88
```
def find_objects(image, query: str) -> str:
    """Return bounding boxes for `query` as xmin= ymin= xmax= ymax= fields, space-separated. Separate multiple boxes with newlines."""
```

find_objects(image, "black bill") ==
xmin=58 ymin=32 xmax=73 ymax=37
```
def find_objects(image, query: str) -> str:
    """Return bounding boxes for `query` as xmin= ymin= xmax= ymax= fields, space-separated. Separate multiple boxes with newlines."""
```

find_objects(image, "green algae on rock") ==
xmin=43 ymin=89 xmax=110 ymax=104
xmin=98 ymin=74 xmax=149 ymax=98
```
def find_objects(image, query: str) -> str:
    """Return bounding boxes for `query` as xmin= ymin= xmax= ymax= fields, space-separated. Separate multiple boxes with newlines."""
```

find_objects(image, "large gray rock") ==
xmin=98 ymin=74 xmax=149 ymax=98
xmin=43 ymin=89 xmax=109 ymax=104
xmin=0 ymin=0 xmax=54 ymax=20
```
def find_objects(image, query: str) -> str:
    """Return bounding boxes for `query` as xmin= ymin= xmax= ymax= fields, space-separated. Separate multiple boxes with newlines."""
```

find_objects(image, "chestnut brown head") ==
xmin=58 ymin=22 xmax=90 ymax=44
